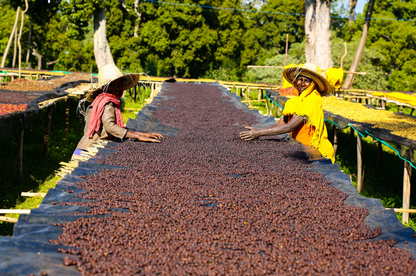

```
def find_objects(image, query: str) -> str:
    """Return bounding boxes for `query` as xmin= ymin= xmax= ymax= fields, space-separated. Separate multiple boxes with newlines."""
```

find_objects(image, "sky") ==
xmin=340 ymin=0 xmax=368 ymax=14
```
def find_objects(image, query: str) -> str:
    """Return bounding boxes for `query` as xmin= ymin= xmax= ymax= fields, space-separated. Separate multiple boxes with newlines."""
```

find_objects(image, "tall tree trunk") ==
xmin=349 ymin=0 xmax=357 ymax=23
xmin=342 ymin=0 xmax=375 ymax=89
xmin=12 ymin=23 xmax=18 ymax=68
xmin=119 ymin=0 xmax=141 ymax=37
xmin=305 ymin=0 xmax=333 ymax=70
xmin=18 ymin=0 xmax=29 ymax=78
xmin=94 ymin=6 xmax=115 ymax=70
xmin=1 ymin=7 xmax=20 ymax=68
xmin=25 ymin=19 xmax=33 ymax=69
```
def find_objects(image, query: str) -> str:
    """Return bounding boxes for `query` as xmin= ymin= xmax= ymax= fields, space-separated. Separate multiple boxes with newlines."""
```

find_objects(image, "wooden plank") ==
xmin=387 ymin=208 xmax=416 ymax=213
xmin=357 ymin=134 xmax=363 ymax=193
xmin=0 ymin=217 xmax=18 ymax=223
xmin=402 ymin=149 xmax=413 ymax=223
xmin=0 ymin=209 xmax=31 ymax=214
xmin=21 ymin=192 xmax=46 ymax=198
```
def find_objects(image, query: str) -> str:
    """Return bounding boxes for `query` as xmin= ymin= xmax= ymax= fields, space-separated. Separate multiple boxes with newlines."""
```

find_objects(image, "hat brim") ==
xmin=86 ymin=73 xmax=141 ymax=102
xmin=282 ymin=67 xmax=334 ymax=97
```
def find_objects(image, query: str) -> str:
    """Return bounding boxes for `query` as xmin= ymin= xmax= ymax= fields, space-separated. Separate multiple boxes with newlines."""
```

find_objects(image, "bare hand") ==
xmin=136 ymin=134 xmax=160 ymax=143
xmin=239 ymin=126 xmax=260 ymax=141
xmin=136 ymin=132 xmax=164 ymax=139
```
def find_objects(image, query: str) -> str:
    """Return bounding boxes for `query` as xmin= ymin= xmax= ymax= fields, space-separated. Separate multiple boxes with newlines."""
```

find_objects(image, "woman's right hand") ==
xmin=239 ymin=126 xmax=261 ymax=141
xmin=136 ymin=134 xmax=160 ymax=143
xmin=125 ymin=131 xmax=161 ymax=143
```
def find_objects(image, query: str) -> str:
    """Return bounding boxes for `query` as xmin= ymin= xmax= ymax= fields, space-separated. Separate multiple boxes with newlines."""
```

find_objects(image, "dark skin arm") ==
xmin=108 ymin=79 xmax=164 ymax=143
xmin=239 ymin=116 xmax=303 ymax=141
xmin=125 ymin=131 xmax=163 ymax=143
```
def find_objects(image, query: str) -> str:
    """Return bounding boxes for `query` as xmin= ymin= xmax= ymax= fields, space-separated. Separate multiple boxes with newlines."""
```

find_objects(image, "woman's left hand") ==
xmin=239 ymin=126 xmax=261 ymax=141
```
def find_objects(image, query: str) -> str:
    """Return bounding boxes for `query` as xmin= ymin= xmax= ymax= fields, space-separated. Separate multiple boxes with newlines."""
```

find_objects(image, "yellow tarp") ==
xmin=370 ymin=92 xmax=416 ymax=107
xmin=324 ymin=68 xmax=344 ymax=89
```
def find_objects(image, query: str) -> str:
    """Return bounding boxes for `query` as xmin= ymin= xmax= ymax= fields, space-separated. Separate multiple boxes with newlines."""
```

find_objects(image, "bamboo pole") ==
xmin=340 ymin=43 xmax=347 ymax=69
xmin=21 ymin=192 xmax=46 ymax=198
xmin=18 ymin=0 xmax=29 ymax=78
xmin=247 ymin=66 xmax=285 ymax=69
xmin=0 ymin=217 xmax=18 ymax=223
xmin=402 ymin=149 xmax=413 ymax=224
xmin=0 ymin=209 xmax=31 ymax=214
xmin=1 ymin=7 xmax=20 ymax=68
xmin=386 ymin=208 xmax=416 ymax=213
xmin=357 ymin=134 xmax=363 ymax=193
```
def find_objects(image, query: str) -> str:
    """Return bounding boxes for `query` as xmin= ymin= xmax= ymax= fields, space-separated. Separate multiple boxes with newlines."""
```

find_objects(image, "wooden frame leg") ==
xmin=65 ymin=98 xmax=71 ymax=136
xmin=357 ymin=134 xmax=363 ymax=193
xmin=43 ymin=106 xmax=53 ymax=159
xmin=402 ymin=149 xmax=413 ymax=224
xmin=333 ymin=126 xmax=339 ymax=155
xmin=18 ymin=123 xmax=24 ymax=180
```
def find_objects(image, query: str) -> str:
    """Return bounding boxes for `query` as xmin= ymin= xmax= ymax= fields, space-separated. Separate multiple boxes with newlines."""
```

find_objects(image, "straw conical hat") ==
xmin=86 ymin=63 xmax=140 ymax=102
xmin=282 ymin=63 xmax=334 ymax=96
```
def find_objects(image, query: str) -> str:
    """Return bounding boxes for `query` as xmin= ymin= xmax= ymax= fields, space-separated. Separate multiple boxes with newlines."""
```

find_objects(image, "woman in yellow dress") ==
xmin=239 ymin=63 xmax=335 ymax=163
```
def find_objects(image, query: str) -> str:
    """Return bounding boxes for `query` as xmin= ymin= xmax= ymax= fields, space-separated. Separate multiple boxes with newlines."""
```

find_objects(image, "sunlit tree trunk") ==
xmin=305 ymin=0 xmax=333 ymax=70
xmin=342 ymin=0 xmax=375 ymax=89
xmin=94 ymin=5 xmax=115 ymax=70
xmin=349 ymin=0 xmax=357 ymax=23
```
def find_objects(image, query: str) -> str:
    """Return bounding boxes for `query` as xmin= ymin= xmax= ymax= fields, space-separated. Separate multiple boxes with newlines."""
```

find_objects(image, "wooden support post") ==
xmin=265 ymin=98 xmax=270 ymax=116
xmin=258 ymin=89 xmax=262 ymax=101
xmin=402 ymin=149 xmax=413 ymax=224
xmin=350 ymin=127 xmax=354 ymax=147
xmin=382 ymin=100 xmax=386 ymax=109
xmin=65 ymin=98 xmax=71 ymax=136
xmin=43 ymin=106 xmax=53 ymax=159
xmin=273 ymin=103 xmax=277 ymax=118
xmin=357 ymin=134 xmax=363 ymax=193
xmin=333 ymin=126 xmax=339 ymax=155
xmin=79 ymin=112 xmax=84 ymax=130
xmin=18 ymin=121 xmax=24 ymax=180
xmin=378 ymin=141 xmax=383 ymax=169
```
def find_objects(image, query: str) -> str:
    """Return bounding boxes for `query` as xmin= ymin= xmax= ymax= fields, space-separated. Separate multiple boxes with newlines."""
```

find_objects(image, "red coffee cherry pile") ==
xmin=50 ymin=83 xmax=416 ymax=275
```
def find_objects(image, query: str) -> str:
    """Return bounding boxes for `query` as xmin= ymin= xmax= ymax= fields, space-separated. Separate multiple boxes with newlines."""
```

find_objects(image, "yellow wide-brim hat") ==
xmin=86 ymin=63 xmax=141 ymax=102
xmin=282 ymin=63 xmax=334 ymax=96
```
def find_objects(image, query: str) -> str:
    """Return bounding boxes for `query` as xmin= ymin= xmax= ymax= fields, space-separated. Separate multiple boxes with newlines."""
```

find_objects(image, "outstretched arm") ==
xmin=239 ymin=116 xmax=303 ymax=141
xmin=125 ymin=131 xmax=161 ymax=143
xmin=134 ymin=131 xmax=163 ymax=139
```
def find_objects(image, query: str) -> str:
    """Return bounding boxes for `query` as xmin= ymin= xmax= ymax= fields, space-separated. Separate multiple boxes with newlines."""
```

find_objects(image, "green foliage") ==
xmin=60 ymin=0 xmax=103 ymax=40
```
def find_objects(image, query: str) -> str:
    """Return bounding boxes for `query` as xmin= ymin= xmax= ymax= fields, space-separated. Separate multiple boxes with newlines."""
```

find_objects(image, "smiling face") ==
xmin=295 ymin=75 xmax=313 ymax=95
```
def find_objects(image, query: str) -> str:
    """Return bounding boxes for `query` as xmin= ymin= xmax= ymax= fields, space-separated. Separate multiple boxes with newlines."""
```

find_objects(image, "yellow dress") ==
xmin=282 ymin=83 xmax=335 ymax=163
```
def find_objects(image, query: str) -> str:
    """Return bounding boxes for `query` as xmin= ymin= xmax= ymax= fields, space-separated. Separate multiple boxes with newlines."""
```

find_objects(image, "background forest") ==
xmin=0 ymin=0 xmax=415 ymax=91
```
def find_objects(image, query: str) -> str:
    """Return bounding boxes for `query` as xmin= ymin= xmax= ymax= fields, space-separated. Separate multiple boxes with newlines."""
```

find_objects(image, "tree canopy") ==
xmin=0 ymin=0 xmax=415 ymax=91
